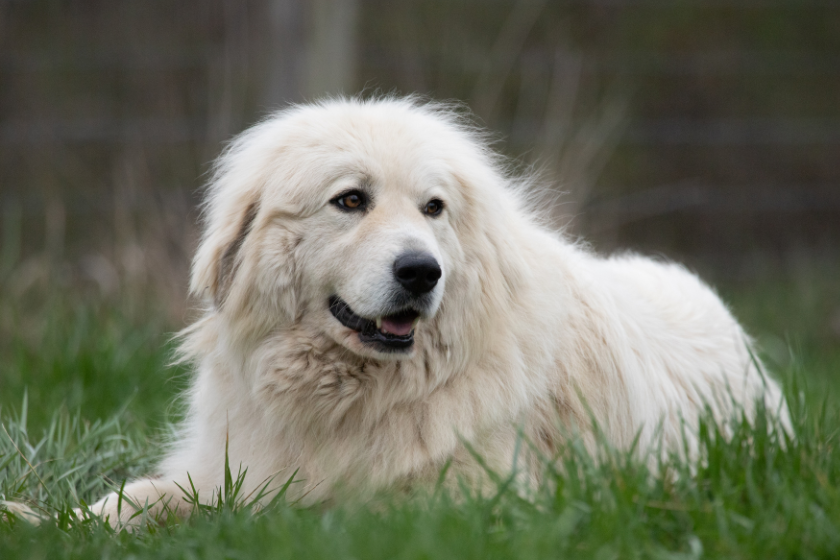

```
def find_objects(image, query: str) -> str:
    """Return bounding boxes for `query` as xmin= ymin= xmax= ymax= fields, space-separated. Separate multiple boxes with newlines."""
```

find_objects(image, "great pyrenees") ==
xmin=22 ymin=97 xmax=790 ymax=525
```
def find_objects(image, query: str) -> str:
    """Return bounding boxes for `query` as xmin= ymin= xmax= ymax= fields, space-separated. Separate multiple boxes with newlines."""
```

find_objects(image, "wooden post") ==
xmin=261 ymin=0 xmax=358 ymax=108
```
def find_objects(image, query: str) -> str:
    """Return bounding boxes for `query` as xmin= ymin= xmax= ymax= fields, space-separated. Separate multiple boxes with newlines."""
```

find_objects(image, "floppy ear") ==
xmin=189 ymin=109 xmax=306 ymax=320
xmin=214 ymin=200 xmax=260 ymax=307
xmin=190 ymin=194 xmax=261 ymax=308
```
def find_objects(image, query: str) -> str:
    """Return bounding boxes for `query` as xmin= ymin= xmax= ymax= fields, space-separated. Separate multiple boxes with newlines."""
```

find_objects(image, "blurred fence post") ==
xmin=303 ymin=0 xmax=359 ymax=99
xmin=262 ymin=0 xmax=308 ymax=108
xmin=262 ymin=0 xmax=359 ymax=107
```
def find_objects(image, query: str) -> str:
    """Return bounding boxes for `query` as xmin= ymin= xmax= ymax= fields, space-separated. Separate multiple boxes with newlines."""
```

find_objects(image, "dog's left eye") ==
xmin=424 ymin=199 xmax=444 ymax=217
xmin=331 ymin=190 xmax=368 ymax=211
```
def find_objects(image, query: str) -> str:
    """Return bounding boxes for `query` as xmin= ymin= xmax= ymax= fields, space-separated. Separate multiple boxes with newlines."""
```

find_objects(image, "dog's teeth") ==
xmin=412 ymin=317 xmax=420 ymax=328
xmin=376 ymin=317 xmax=382 ymax=329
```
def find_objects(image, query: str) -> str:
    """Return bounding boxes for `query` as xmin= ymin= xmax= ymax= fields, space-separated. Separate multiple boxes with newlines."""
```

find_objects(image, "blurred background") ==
xmin=1 ymin=0 xmax=839 ymax=422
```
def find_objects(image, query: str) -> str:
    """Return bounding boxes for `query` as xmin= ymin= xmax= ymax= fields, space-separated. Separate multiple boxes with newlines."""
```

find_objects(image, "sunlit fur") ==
xmin=88 ymin=97 xmax=788 ymax=525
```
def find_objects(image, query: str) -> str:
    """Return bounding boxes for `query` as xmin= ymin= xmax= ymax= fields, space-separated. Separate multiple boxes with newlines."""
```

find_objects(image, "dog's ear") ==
xmin=215 ymin=200 xmax=260 ymax=307
xmin=191 ymin=194 xmax=261 ymax=308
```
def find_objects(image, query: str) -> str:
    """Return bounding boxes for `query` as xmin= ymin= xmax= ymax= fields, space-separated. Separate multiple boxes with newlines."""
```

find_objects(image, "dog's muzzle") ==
xmin=329 ymin=296 xmax=420 ymax=352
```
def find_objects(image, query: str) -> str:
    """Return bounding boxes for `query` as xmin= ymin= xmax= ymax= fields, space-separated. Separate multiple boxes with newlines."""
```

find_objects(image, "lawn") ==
xmin=1 ymin=260 xmax=839 ymax=559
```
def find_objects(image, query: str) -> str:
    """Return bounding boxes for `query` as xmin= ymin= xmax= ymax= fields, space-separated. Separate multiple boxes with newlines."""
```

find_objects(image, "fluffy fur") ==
xmin=83 ymin=97 xmax=787 ymax=524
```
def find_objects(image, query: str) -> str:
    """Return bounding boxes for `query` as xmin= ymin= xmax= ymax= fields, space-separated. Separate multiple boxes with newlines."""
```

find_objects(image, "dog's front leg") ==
xmin=82 ymin=477 xmax=194 ymax=529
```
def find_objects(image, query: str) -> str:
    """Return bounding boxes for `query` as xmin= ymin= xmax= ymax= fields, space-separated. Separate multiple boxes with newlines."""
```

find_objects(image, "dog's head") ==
xmin=190 ymin=98 xmax=514 ymax=360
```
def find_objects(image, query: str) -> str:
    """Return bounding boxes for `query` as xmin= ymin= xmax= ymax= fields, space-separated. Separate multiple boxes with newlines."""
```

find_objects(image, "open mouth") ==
xmin=329 ymin=296 xmax=419 ymax=351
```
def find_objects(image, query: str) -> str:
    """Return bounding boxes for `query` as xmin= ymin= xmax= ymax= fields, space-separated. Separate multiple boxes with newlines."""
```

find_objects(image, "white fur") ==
xmin=86 ymin=97 xmax=788 ymax=525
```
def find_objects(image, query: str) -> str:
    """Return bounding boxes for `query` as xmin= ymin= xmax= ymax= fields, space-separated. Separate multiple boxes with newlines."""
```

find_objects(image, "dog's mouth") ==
xmin=329 ymin=296 xmax=419 ymax=351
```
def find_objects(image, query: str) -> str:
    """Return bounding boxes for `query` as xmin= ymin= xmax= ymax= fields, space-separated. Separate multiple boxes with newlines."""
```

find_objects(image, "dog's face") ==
xmin=192 ymin=101 xmax=490 ymax=360
xmin=290 ymin=149 xmax=460 ymax=358
xmin=311 ymin=171 xmax=452 ymax=356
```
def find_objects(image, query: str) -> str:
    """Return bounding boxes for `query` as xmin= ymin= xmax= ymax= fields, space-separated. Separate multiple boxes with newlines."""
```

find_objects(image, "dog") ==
xmin=11 ymin=97 xmax=789 ymax=526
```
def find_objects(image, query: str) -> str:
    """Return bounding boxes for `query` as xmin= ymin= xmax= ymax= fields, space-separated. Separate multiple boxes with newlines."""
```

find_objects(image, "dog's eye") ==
xmin=424 ymin=199 xmax=444 ymax=217
xmin=332 ymin=190 xmax=367 ymax=211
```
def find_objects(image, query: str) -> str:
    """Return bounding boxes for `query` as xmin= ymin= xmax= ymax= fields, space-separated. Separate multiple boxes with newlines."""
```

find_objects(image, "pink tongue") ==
xmin=380 ymin=317 xmax=414 ymax=336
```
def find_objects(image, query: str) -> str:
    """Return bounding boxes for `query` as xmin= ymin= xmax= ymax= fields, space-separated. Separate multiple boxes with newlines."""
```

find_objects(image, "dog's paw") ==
xmin=78 ymin=493 xmax=153 ymax=530
xmin=1 ymin=500 xmax=46 ymax=525
xmin=80 ymin=478 xmax=190 ymax=530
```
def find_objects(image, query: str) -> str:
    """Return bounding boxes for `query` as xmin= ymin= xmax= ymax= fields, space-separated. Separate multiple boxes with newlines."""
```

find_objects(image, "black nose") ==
xmin=393 ymin=252 xmax=442 ymax=296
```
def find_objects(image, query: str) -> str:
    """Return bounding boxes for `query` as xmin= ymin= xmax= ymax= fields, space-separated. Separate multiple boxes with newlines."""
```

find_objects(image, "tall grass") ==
xmin=1 ymin=375 xmax=837 ymax=558
xmin=1 ymin=263 xmax=838 ymax=557
xmin=0 ymin=297 xmax=185 ymax=429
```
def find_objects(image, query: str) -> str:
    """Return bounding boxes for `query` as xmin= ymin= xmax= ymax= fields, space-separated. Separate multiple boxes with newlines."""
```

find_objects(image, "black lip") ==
xmin=329 ymin=296 xmax=415 ymax=351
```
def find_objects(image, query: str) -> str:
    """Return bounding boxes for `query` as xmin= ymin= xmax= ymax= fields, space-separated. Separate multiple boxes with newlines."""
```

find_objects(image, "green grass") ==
xmin=1 ymin=264 xmax=839 ymax=559
xmin=0 ymin=295 xmax=187 ymax=429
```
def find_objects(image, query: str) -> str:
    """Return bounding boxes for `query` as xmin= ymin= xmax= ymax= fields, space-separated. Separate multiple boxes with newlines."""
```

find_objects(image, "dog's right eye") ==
xmin=331 ymin=190 xmax=368 ymax=211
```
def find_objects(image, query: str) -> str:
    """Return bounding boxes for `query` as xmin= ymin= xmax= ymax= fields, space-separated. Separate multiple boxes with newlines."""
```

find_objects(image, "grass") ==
xmin=1 ymin=263 xmax=839 ymax=559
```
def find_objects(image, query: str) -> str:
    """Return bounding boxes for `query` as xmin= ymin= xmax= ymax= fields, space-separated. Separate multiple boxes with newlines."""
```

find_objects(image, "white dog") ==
xmin=68 ymin=97 xmax=786 ymax=524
